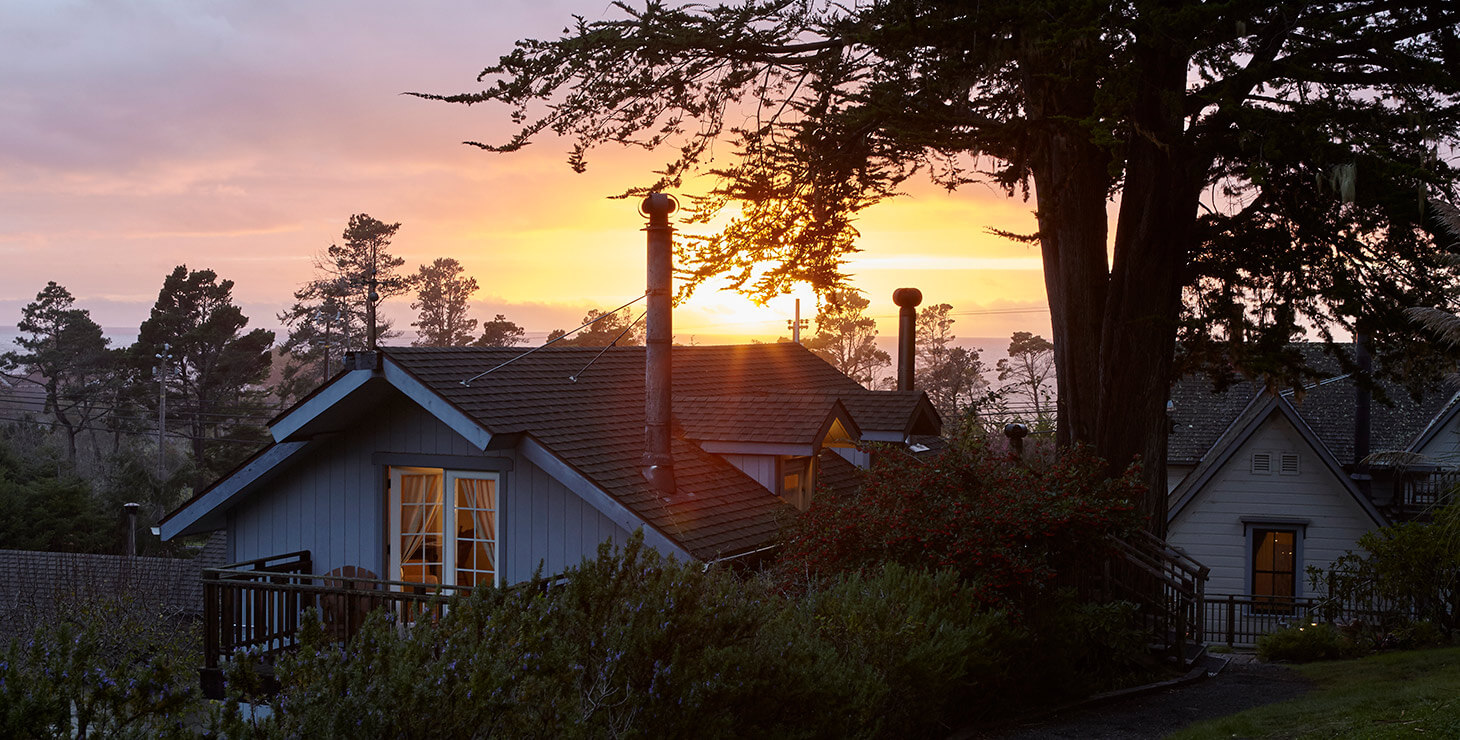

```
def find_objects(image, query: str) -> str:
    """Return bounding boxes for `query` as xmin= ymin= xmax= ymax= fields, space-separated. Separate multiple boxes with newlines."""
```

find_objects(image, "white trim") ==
xmin=517 ymin=436 xmax=692 ymax=560
xmin=270 ymin=369 xmax=373 ymax=442
xmin=698 ymin=441 xmax=816 ymax=456
xmin=160 ymin=441 xmax=312 ymax=539
xmin=382 ymin=359 xmax=494 ymax=450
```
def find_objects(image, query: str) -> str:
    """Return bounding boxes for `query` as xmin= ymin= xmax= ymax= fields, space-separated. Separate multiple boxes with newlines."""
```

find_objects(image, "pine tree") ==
xmin=805 ymin=291 xmax=889 ymax=388
xmin=133 ymin=266 xmax=274 ymax=482
xmin=914 ymin=303 xmax=988 ymax=423
xmin=1 ymin=282 xmax=116 ymax=462
xmin=476 ymin=314 xmax=528 ymax=347
xmin=411 ymin=258 xmax=480 ymax=346
xmin=279 ymin=214 xmax=411 ymax=399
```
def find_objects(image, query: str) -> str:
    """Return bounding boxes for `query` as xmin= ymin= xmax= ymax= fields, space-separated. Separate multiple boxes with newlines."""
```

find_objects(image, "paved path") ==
xmin=971 ymin=655 xmax=1314 ymax=739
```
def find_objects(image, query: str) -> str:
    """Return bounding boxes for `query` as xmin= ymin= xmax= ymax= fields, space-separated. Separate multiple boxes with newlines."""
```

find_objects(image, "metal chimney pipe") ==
xmin=893 ymin=288 xmax=922 ymax=391
xmin=642 ymin=193 xmax=677 ymax=498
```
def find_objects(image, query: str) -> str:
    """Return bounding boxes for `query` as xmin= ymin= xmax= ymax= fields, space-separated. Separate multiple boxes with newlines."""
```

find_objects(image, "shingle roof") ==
xmin=676 ymin=394 xmax=844 ymax=445
xmin=1168 ymin=344 xmax=1455 ymax=466
xmin=381 ymin=343 xmax=928 ymax=559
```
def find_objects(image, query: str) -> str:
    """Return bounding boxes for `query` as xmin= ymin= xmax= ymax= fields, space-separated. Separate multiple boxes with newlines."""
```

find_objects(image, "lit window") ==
xmin=780 ymin=456 xmax=814 ymax=510
xmin=388 ymin=467 xmax=499 ymax=588
xmin=1252 ymin=529 xmax=1297 ymax=614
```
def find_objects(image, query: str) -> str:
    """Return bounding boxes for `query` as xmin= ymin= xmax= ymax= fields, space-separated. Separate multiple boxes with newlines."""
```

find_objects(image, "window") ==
xmin=388 ymin=467 xmax=499 ymax=588
xmin=1251 ymin=528 xmax=1297 ymax=614
xmin=779 ymin=456 xmax=814 ymax=511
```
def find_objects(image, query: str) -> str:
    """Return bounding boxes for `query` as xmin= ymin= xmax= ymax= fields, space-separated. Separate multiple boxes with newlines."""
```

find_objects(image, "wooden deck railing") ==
xmin=1398 ymin=470 xmax=1459 ymax=519
xmin=199 ymin=552 xmax=473 ymax=698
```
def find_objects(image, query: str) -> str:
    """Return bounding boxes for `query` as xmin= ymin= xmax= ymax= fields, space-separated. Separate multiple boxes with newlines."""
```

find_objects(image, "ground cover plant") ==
xmin=1169 ymin=646 xmax=1460 ymax=739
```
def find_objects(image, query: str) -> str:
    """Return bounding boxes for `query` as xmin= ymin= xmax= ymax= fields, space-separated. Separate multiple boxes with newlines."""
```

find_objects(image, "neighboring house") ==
xmin=159 ymin=343 xmax=939 ymax=588
xmin=1165 ymin=345 xmax=1458 ymax=605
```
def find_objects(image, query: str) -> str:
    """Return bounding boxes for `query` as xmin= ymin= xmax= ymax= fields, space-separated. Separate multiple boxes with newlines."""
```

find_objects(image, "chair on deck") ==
xmin=319 ymin=565 xmax=379 ymax=642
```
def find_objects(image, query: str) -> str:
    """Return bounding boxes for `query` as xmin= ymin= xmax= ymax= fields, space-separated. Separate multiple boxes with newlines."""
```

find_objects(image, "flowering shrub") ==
xmin=0 ymin=593 xmax=203 ymax=739
xmin=776 ymin=437 xmax=1144 ymax=612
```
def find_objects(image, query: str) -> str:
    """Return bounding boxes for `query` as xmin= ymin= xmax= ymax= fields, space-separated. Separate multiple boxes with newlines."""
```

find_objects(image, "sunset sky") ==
xmin=0 ymin=0 xmax=1052 ymax=351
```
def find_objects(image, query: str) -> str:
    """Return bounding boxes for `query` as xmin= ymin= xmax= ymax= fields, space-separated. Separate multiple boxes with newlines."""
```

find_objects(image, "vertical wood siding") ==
xmin=1168 ymin=415 xmax=1378 ymax=596
xmin=229 ymin=392 xmax=630 ymax=585
xmin=719 ymin=454 xmax=778 ymax=492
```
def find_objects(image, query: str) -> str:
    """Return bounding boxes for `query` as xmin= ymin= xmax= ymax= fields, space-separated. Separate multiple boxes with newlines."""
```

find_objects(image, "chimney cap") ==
xmin=640 ymin=193 xmax=677 ymax=217
xmin=893 ymin=288 xmax=923 ymax=308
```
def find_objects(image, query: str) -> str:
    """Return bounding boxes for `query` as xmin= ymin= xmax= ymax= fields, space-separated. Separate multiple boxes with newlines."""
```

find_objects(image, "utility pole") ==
xmin=155 ymin=343 xmax=170 ymax=485
xmin=787 ymin=298 xmax=808 ymax=344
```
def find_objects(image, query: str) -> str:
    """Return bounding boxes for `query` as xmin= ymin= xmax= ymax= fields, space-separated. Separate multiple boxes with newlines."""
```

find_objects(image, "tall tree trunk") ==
xmin=1020 ymin=36 xmax=1111 ymax=451
xmin=1094 ymin=29 xmax=1202 ymax=538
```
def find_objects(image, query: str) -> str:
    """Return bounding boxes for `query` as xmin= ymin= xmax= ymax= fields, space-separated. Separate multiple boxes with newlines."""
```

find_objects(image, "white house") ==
xmin=1165 ymin=346 xmax=1459 ymax=608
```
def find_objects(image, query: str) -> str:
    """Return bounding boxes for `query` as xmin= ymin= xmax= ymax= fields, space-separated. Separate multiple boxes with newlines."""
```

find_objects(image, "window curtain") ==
xmin=459 ymin=478 xmax=496 ymax=574
xmin=401 ymin=472 xmax=443 ymax=566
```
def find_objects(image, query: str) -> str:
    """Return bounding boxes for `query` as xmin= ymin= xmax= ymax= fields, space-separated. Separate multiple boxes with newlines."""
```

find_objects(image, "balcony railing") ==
xmin=199 ymin=551 xmax=471 ymax=698
xmin=1399 ymin=470 xmax=1460 ymax=518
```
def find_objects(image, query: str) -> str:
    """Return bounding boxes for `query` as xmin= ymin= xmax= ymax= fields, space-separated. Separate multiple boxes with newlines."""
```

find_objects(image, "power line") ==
xmin=0 ymin=413 xmax=266 ymax=446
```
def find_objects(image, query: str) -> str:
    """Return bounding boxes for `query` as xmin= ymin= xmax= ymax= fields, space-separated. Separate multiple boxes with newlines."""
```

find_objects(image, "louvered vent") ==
xmin=1280 ymin=452 xmax=1300 ymax=475
xmin=1252 ymin=451 xmax=1272 ymax=474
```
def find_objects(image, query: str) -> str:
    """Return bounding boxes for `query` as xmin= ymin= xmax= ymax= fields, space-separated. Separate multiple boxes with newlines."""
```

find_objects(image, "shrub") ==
xmin=768 ymin=564 xmax=1017 ymax=736
xmin=0 ymin=593 xmax=204 ymax=739
xmin=238 ymin=533 xmax=1048 ymax=738
xmin=1257 ymin=622 xmax=1356 ymax=663
xmin=775 ymin=436 xmax=1143 ymax=613
xmin=1318 ymin=500 xmax=1460 ymax=639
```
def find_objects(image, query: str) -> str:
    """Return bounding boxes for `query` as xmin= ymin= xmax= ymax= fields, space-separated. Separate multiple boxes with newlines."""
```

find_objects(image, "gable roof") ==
xmin=1168 ymin=344 xmax=1454 ymax=466
xmin=1168 ymin=392 xmax=1386 ymax=526
xmin=163 ymin=343 xmax=939 ymax=561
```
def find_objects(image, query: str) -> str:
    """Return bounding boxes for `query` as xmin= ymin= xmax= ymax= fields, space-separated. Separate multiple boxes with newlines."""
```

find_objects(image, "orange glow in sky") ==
xmin=0 ymin=2 xmax=1052 ymax=350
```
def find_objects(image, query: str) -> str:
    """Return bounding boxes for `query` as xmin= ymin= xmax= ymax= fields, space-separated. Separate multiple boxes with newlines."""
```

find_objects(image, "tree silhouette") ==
xmin=1 ymin=282 xmax=115 ymax=462
xmin=805 ymin=291 xmax=889 ymax=388
xmin=476 ymin=314 xmax=528 ymax=348
xmin=412 ymin=258 xmax=480 ymax=346
xmin=134 ymin=266 xmax=274 ymax=481
xmin=997 ymin=332 xmax=1056 ymax=422
xmin=422 ymin=2 xmax=1460 ymax=533
xmin=914 ymin=303 xmax=988 ymax=422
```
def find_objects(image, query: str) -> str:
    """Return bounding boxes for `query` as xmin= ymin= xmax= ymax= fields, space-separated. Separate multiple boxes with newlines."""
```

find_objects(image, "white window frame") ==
xmin=388 ymin=466 xmax=501 ymax=588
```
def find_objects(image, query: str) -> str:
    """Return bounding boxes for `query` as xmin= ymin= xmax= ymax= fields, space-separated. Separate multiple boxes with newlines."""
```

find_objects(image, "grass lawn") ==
xmin=1170 ymin=646 xmax=1460 ymax=739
